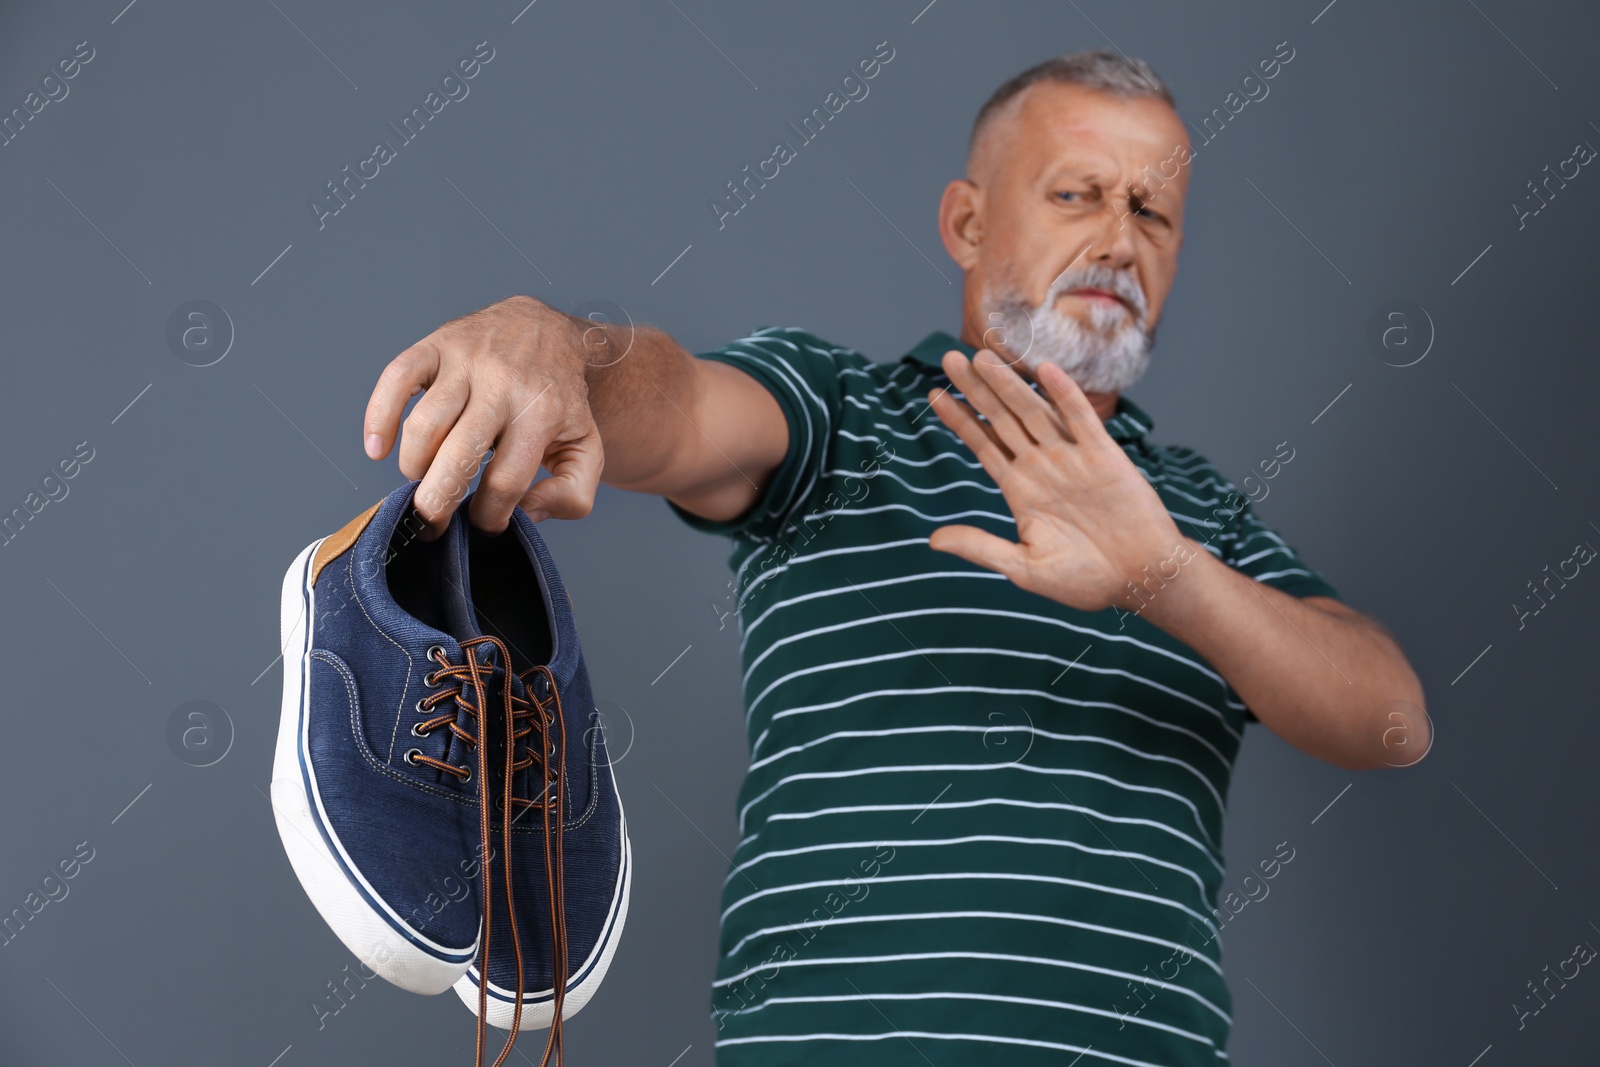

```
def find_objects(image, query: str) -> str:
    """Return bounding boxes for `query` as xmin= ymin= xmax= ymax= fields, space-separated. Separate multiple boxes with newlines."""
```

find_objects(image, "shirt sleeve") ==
xmin=1215 ymin=492 xmax=1340 ymax=603
xmin=664 ymin=326 xmax=847 ymax=544
xmin=1181 ymin=454 xmax=1341 ymax=724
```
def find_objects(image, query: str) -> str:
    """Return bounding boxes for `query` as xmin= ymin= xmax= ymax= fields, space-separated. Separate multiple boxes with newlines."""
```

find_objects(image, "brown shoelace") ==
xmin=411 ymin=636 xmax=569 ymax=1067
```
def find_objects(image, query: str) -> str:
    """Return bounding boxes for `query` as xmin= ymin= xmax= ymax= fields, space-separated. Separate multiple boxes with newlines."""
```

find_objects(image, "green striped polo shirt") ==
xmin=667 ymin=326 xmax=1339 ymax=1067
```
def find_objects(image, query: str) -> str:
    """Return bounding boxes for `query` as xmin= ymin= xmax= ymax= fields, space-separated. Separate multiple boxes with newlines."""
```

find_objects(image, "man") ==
xmin=363 ymin=50 xmax=1427 ymax=1067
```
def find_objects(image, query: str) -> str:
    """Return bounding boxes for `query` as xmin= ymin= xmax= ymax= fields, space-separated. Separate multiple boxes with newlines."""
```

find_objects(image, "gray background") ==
xmin=0 ymin=0 xmax=1595 ymax=1063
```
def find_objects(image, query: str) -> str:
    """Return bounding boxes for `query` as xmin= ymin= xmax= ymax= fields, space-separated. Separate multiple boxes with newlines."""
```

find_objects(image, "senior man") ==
xmin=363 ymin=49 xmax=1426 ymax=1067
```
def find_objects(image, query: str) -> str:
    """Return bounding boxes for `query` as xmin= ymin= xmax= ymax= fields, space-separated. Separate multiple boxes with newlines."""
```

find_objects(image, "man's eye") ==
xmin=1055 ymin=190 xmax=1083 ymax=202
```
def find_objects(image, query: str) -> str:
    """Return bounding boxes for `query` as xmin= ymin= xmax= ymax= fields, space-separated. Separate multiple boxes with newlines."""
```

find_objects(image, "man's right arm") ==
xmin=362 ymin=295 xmax=787 ymax=535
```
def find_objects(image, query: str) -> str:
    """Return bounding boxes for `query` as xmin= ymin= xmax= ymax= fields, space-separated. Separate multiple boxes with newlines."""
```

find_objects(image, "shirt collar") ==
xmin=901 ymin=330 xmax=1154 ymax=444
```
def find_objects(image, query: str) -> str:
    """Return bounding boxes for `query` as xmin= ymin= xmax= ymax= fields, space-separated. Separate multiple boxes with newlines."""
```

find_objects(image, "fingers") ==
xmin=366 ymin=296 xmax=608 ymax=536
xmin=944 ymin=349 xmax=1071 ymax=454
xmin=517 ymin=432 xmax=605 ymax=523
xmin=977 ymin=348 xmax=1077 ymax=443
xmin=1034 ymin=360 xmax=1099 ymax=437
xmin=467 ymin=418 xmax=544 ymax=534
xmin=412 ymin=400 xmax=501 ymax=539
xmin=928 ymin=522 xmax=1025 ymax=579
xmin=396 ymin=370 xmax=469 ymax=481
xmin=942 ymin=350 xmax=1029 ymax=454
xmin=466 ymin=407 xmax=598 ymax=532
xmin=928 ymin=386 xmax=1011 ymax=479
xmin=365 ymin=343 xmax=440 ymax=460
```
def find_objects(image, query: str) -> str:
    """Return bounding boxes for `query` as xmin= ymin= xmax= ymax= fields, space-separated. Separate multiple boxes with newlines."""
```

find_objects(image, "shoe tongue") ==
xmin=439 ymin=507 xmax=480 ymax=643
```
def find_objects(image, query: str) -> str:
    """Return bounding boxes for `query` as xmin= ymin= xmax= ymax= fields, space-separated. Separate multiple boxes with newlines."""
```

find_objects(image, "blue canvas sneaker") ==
xmin=449 ymin=499 xmax=631 ymax=1060
xmin=271 ymin=482 xmax=495 ymax=995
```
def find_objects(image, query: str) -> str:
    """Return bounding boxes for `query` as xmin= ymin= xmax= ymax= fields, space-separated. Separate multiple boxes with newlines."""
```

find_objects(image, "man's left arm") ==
xmin=1133 ymin=550 xmax=1428 ymax=770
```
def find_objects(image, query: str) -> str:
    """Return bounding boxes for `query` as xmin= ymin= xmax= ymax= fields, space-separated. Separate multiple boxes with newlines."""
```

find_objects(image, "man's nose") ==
xmin=1086 ymin=201 xmax=1138 ymax=269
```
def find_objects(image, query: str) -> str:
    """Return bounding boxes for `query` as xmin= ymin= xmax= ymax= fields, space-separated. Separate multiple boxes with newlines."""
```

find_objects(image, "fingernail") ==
xmin=364 ymin=434 xmax=383 ymax=458
xmin=526 ymin=509 xmax=549 ymax=523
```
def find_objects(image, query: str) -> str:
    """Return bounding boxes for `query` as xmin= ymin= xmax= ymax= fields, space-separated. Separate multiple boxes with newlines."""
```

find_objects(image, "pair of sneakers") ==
xmin=270 ymin=482 xmax=631 ymax=1065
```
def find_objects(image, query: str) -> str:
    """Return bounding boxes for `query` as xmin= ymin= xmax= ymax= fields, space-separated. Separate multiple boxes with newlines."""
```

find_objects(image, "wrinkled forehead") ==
xmin=990 ymin=83 xmax=1191 ymax=195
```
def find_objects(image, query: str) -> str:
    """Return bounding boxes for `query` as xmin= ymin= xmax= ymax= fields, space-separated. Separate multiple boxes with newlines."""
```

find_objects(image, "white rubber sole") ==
xmin=269 ymin=537 xmax=478 ymax=996
xmin=452 ymin=777 xmax=633 ymax=1031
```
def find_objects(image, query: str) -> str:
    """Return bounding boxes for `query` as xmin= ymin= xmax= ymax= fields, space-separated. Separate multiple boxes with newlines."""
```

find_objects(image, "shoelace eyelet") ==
xmin=404 ymin=747 xmax=472 ymax=783
xmin=410 ymin=722 xmax=430 ymax=738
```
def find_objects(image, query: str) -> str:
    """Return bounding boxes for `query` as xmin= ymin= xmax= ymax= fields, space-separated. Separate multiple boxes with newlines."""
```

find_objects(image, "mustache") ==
xmin=1043 ymin=264 xmax=1149 ymax=322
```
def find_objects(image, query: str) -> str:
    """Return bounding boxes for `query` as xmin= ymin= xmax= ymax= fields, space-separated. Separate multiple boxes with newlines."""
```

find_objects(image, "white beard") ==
xmin=980 ymin=264 xmax=1156 ymax=394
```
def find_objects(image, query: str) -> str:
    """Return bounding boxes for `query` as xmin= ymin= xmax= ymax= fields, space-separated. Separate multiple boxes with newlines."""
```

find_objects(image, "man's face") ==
xmin=941 ymin=82 xmax=1191 ymax=393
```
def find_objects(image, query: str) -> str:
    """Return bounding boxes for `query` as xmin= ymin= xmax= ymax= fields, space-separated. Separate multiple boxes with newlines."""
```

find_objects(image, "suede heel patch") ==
xmin=311 ymin=500 xmax=382 ymax=584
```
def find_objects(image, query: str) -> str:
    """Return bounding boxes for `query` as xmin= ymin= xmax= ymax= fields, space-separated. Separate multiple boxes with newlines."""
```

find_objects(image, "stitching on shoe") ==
xmin=341 ymin=548 xmax=419 ymax=768
xmin=311 ymin=648 xmax=464 ymax=802
xmin=561 ymin=709 xmax=605 ymax=831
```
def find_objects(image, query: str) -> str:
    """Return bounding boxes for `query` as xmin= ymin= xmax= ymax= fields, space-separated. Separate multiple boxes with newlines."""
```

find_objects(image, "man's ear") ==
xmin=938 ymin=178 xmax=983 ymax=270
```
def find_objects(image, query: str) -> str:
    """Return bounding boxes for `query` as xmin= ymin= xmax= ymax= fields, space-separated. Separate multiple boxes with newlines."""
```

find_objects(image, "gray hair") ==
xmin=968 ymin=50 xmax=1175 ymax=172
